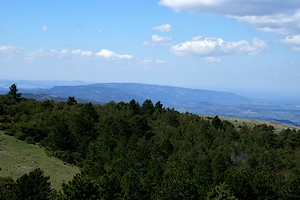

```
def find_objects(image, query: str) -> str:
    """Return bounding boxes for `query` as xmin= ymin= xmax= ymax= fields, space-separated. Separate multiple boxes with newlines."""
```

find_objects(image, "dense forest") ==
xmin=1 ymin=84 xmax=300 ymax=199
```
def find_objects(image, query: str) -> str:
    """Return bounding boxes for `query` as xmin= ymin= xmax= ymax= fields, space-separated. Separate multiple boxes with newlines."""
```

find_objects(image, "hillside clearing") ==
xmin=218 ymin=116 xmax=300 ymax=133
xmin=0 ymin=131 xmax=80 ymax=190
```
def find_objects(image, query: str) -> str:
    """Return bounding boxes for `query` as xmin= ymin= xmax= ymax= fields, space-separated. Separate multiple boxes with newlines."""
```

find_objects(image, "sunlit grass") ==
xmin=0 ymin=131 xmax=80 ymax=190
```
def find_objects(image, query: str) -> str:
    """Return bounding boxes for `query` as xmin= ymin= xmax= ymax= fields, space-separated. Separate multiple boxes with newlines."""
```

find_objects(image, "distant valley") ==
xmin=1 ymin=81 xmax=299 ymax=126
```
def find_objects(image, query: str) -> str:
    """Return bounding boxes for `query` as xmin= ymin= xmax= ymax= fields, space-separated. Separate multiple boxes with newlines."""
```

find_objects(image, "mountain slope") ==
xmin=43 ymin=83 xmax=250 ymax=106
xmin=0 ymin=132 xmax=80 ymax=190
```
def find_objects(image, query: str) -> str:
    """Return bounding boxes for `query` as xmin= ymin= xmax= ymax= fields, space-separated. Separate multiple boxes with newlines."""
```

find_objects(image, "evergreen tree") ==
xmin=15 ymin=168 xmax=52 ymax=200
xmin=0 ymin=177 xmax=16 ymax=200
xmin=7 ymin=84 xmax=21 ymax=100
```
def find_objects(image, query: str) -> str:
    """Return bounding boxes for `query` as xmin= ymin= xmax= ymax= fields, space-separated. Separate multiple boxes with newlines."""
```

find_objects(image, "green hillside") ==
xmin=218 ymin=116 xmax=300 ymax=133
xmin=0 ymin=131 xmax=80 ymax=190
xmin=1 ymin=89 xmax=300 ymax=199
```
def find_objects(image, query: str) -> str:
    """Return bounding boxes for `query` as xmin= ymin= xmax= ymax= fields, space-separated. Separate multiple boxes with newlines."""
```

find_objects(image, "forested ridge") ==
xmin=1 ymin=85 xmax=300 ymax=199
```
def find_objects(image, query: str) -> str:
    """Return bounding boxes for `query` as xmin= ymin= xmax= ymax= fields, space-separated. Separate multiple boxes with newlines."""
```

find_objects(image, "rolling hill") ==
xmin=1 ymin=82 xmax=299 ymax=126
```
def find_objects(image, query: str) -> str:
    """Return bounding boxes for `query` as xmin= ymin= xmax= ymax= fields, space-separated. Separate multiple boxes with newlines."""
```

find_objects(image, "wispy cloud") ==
xmin=233 ymin=11 xmax=300 ymax=35
xmin=71 ymin=49 xmax=93 ymax=57
xmin=153 ymin=24 xmax=172 ymax=32
xmin=0 ymin=46 xmax=134 ymax=61
xmin=24 ymin=49 xmax=45 ymax=61
xmin=152 ymin=34 xmax=171 ymax=43
xmin=95 ymin=49 xmax=133 ymax=60
xmin=59 ymin=49 xmax=69 ymax=55
xmin=140 ymin=58 xmax=167 ymax=65
xmin=171 ymin=36 xmax=266 ymax=58
xmin=205 ymin=56 xmax=221 ymax=63
xmin=50 ymin=49 xmax=94 ymax=58
xmin=0 ymin=45 xmax=21 ymax=53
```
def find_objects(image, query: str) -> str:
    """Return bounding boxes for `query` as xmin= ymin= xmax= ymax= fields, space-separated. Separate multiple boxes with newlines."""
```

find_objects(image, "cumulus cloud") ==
xmin=281 ymin=35 xmax=300 ymax=51
xmin=159 ymin=0 xmax=300 ymax=16
xmin=171 ymin=36 xmax=266 ymax=58
xmin=153 ymin=24 xmax=172 ymax=32
xmin=42 ymin=25 xmax=49 ymax=31
xmin=159 ymin=0 xmax=300 ymax=50
xmin=158 ymin=0 xmax=300 ymax=37
xmin=95 ymin=49 xmax=133 ymax=60
xmin=282 ymin=35 xmax=300 ymax=45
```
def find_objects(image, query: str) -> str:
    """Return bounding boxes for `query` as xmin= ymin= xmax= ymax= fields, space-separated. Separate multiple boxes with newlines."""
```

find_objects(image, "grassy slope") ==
xmin=218 ymin=116 xmax=300 ymax=133
xmin=0 ymin=131 xmax=80 ymax=190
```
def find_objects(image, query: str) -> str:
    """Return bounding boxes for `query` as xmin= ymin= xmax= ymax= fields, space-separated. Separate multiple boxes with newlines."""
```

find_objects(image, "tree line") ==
xmin=1 ymin=84 xmax=300 ymax=199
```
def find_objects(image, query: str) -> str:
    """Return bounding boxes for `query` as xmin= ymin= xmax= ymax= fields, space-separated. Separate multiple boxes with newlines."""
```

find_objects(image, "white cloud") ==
xmin=152 ymin=34 xmax=171 ymax=43
xmin=153 ymin=24 xmax=172 ymax=32
xmin=95 ymin=49 xmax=133 ymax=60
xmin=171 ymin=36 xmax=266 ymax=57
xmin=159 ymin=0 xmax=300 ymax=45
xmin=159 ymin=0 xmax=300 ymax=16
xmin=42 ymin=25 xmax=49 ymax=31
xmin=60 ymin=49 xmax=69 ymax=55
xmin=233 ymin=11 xmax=300 ymax=35
xmin=281 ymin=35 xmax=300 ymax=51
xmin=144 ymin=35 xmax=172 ymax=47
xmin=159 ymin=0 xmax=300 ymax=52
xmin=44 ymin=48 xmax=134 ymax=60
xmin=0 ymin=45 xmax=21 ymax=53
xmin=282 ymin=35 xmax=300 ymax=45
xmin=53 ymin=49 xmax=93 ymax=57
xmin=24 ymin=49 xmax=45 ymax=61
xmin=71 ymin=49 xmax=93 ymax=57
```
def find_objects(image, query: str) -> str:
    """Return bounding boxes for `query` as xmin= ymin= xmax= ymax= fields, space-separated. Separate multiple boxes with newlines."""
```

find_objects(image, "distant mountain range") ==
xmin=42 ymin=83 xmax=250 ymax=105
xmin=1 ymin=82 xmax=299 ymax=126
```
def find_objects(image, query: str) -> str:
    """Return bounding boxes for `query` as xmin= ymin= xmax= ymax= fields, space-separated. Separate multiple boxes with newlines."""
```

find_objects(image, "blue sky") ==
xmin=1 ymin=0 xmax=300 ymax=101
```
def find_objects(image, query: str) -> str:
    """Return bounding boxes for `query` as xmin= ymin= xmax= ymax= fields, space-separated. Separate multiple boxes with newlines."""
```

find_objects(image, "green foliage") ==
xmin=155 ymin=168 xmax=199 ymax=200
xmin=66 ymin=96 xmax=77 ymax=105
xmin=7 ymin=84 xmax=22 ymax=100
xmin=59 ymin=173 xmax=100 ymax=200
xmin=0 ymin=177 xmax=16 ymax=200
xmin=206 ymin=182 xmax=237 ymax=200
xmin=1 ymin=89 xmax=300 ymax=199
xmin=15 ymin=168 xmax=52 ymax=200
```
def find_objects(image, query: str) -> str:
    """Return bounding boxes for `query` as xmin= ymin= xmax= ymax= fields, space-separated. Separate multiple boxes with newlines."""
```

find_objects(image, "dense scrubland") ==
xmin=1 ymin=85 xmax=300 ymax=199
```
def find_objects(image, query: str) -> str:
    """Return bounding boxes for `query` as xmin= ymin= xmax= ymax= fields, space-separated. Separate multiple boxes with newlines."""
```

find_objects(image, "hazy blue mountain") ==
xmin=1 ymin=81 xmax=299 ymax=126
xmin=41 ymin=83 xmax=250 ymax=106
